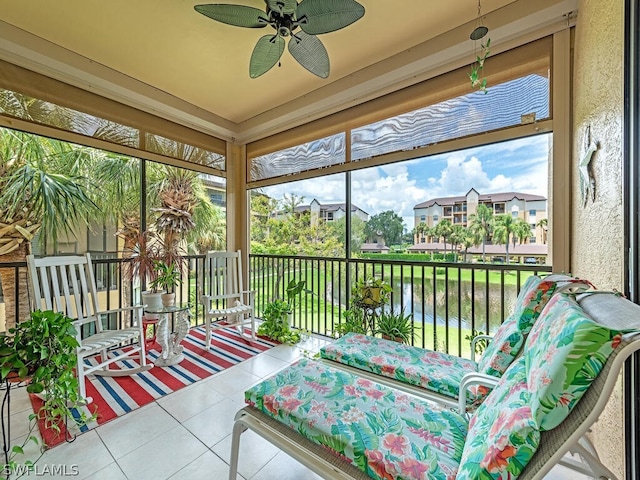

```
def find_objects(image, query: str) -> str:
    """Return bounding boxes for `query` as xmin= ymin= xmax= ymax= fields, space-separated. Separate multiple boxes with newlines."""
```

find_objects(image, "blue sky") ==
xmin=260 ymin=133 xmax=550 ymax=231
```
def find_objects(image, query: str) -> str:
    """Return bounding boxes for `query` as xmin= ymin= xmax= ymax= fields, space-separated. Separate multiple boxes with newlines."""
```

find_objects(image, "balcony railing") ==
xmin=0 ymin=254 xmax=551 ymax=358
xmin=249 ymin=254 xmax=551 ymax=358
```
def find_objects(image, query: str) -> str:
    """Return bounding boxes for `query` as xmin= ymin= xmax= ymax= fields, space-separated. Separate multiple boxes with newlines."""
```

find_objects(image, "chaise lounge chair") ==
xmin=320 ymin=274 xmax=591 ymax=408
xmin=230 ymin=290 xmax=640 ymax=480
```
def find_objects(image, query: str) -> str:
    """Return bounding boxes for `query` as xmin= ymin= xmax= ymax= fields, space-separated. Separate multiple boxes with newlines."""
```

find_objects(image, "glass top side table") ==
xmin=144 ymin=303 xmax=191 ymax=366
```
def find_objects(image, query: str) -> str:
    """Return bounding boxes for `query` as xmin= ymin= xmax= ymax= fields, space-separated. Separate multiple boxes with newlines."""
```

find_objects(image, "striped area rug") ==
xmin=30 ymin=326 xmax=277 ymax=448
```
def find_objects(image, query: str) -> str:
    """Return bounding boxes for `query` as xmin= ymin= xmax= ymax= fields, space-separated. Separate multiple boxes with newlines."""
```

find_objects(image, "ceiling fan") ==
xmin=194 ymin=0 xmax=365 ymax=79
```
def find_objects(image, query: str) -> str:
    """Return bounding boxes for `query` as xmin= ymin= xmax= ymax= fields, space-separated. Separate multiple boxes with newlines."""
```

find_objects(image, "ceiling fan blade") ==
xmin=265 ymin=0 xmax=297 ymax=15
xmin=296 ymin=0 xmax=365 ymax=35
xmin=194 ymin=4 xmax=268 ymax=28
xmin=288 ymin=32 xmax=329 ymax=78
xmin=250 ymin=35 xmax=285 ymax=78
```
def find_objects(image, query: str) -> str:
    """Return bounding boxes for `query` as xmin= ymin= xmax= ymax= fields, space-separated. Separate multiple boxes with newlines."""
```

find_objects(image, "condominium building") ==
xmin=413 ymin=188 xmax=547 ymax=244
xmin=294 ymin=199 xmax=369 ymax=226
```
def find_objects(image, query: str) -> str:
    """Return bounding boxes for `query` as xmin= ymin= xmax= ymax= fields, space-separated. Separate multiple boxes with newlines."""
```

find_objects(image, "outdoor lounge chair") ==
xmin=230 ymin=291 xmax=640 ymax=480
xmin=320 ymin=273 xmax=592 ymax=408
xmin=27 ymin=253 xmax=152 ymax=403
xmin=199 ymin=250 xmax=256 ymax=348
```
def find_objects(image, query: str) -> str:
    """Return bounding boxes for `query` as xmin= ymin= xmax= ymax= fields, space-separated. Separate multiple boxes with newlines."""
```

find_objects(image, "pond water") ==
xmin=392 ymin=278 xmax=519 ymax=333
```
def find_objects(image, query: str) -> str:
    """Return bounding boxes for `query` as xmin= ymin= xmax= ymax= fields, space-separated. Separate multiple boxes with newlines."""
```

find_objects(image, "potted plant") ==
xmin=334 ymin=277 xmax=393 ymax=337
xmin=119 ymin=229 xmax=164 ymax=310
xmin=0 ymin=310 xmax=94 ymax=471
xmin=150 ymin=260 xmax=182 ymax=307
xmin=257 ymin=279 xmax=308 ymax=344
xmin=334 ymin=308 xmax=368 ymax=337
xmin=352 ymin=276 xmax=392 ymax=306
xmin=374 ymin=309 xmax=415 ymax=344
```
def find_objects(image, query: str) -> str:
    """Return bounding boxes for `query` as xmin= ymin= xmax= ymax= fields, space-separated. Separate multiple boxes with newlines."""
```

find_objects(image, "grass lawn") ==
xmin=194 ymin=258 xmax=544 ymax=357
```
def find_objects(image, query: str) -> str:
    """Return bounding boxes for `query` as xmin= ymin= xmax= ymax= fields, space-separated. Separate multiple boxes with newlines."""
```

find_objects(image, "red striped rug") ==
xmin=30 ymin=326 xmax=277 ymax=448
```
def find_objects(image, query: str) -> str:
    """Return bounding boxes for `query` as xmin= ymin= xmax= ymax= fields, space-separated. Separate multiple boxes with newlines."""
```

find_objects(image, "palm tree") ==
xmin=94 ymin=156 xmax=224 ymax=255
xmin=493 ymin=214 xmax=517 ymax=264
xmin=513 ymin=218 xmax=533 ymax=247
xmin=468 ymin=204 xmax=494 ymax=262
xmin=461 ymin=232 xmax=476 ymax=263
xmin=536 ymin=218 xmax=548 ymax=244
xmin=0 ymin=128 xmax=97 ymax=329
xmin=449 ymin=225 xmax=468 ymax=262
xmin=434 ymin=219 xmax=453 ymax=256
xmin=413 ymin=221 xmax=428 ymax=243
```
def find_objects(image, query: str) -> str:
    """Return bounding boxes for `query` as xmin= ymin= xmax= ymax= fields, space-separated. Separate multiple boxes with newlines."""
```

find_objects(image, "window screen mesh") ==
xmin=146 ymin=133 xmax=225 ymax=170
xmin=250 ymin=132 xmax=345 ymax=181
xmin=0 ymin=89 xmax=139 ymax=147
xmin=0 ymin=87 xmax=225 ymax=170
xmin=351 ymin=73 xmax=550 ymax=161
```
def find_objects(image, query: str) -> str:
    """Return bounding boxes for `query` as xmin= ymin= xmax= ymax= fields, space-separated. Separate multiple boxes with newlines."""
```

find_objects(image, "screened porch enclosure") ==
xmin=0 ymin=0 xmax=635 ymax=476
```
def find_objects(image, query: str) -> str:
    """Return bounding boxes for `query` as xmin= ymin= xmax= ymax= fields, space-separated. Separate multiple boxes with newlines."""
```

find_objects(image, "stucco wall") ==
xmin=571 ymin=0 xmax=625 ymax=476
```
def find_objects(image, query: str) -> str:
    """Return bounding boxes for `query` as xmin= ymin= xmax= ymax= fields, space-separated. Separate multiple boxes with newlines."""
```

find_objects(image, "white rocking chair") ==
xmin=199 ymin=250 xmax=256 ymax=348
xmin=27 ymin=253 xmax=152 ymax=403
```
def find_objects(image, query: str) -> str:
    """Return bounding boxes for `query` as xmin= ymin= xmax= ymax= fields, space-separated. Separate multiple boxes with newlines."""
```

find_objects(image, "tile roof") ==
xmin=414 ymin=191 xmax=547 ymax=209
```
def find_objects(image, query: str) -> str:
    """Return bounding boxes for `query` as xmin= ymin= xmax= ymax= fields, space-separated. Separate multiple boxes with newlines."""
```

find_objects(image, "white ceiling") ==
xmin=0 ymin=0 xmax=576 ymax=143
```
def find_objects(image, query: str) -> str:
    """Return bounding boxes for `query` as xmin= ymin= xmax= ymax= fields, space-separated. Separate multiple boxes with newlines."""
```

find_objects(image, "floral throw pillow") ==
xmin=476 ymin=317 xmax=524 ymax=378
xmin=513 ymin=275 xmax=557 ymax=335
xmin=458 ymin=358 xmax=540 ymax=479
xmin=525 ymin=294 xmax=626 ymax=431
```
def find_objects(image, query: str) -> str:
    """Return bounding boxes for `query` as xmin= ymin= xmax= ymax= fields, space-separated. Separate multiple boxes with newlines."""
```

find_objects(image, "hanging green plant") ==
xmin=469 ymin=38 xmax=491 ymax=94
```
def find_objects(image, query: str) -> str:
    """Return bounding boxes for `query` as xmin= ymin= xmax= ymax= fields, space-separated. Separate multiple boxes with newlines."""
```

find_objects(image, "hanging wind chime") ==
xmin=469 ymin=0 xmax=491 ymax=93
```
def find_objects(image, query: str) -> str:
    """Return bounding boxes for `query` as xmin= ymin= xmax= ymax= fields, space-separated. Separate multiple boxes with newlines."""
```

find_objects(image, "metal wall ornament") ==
xmin=579 ymin=124 xmax=599 ymax=207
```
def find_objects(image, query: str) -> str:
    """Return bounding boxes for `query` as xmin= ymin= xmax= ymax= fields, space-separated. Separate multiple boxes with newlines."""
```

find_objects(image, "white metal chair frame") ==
xmin=199 ymin=250 xmax=256 ymax=348
xmin=27 ymin=253 xmax=152 ymax=403
xmin=230 ymin=292 xmax=640 ymax=480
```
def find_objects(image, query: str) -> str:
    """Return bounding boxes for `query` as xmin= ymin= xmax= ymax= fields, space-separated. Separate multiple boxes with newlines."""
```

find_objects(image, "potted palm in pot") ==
xmin=119 ymin=228 xmax=164 ymax=310
xmin=374 ymin=309 xmax=415 ymax=344
xmin=150 ymin=260 xmax=182 ymax=307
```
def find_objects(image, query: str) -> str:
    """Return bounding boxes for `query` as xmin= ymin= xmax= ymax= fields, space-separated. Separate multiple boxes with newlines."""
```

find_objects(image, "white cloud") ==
xmin=437 ymin=155 xmax=492 ymax=194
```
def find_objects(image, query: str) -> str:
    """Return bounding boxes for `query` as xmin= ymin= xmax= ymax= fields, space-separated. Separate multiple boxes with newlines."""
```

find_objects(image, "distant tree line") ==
xmin=251 ymin=195 xmax=545 ymax=265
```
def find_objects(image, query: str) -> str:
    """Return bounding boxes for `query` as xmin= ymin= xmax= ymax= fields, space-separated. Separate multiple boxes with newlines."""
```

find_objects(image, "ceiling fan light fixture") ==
xmin=195 ymin=0 xmax=365 ymax=78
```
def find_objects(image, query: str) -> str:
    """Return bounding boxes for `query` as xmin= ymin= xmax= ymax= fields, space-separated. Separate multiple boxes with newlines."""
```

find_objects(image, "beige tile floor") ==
xmin=3 ymin=335 xmax=592 ymax=479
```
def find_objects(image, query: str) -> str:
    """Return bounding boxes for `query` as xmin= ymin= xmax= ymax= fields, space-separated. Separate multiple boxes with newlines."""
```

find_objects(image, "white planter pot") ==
xmin=161 ymin=293 xmax=176 ymax=307
xmin=142 ymin=291 xmax=164 ymax=314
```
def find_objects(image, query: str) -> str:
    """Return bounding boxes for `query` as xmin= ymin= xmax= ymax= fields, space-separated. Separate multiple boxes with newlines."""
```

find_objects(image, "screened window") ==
xmin=0 ymin=60 xmax=226 ymax=170
xmin=351 ymin=74 xmax=549 ymax=161
xmin=250 ymin=133 xmax=345 ymax=181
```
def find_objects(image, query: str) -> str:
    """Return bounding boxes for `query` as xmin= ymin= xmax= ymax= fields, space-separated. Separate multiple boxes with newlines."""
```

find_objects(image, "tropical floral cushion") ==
xmin=457 ymin=358 xmax=540 ymax=479
xmin=320 ymin=333 xmax=482 ymax=401
xmin=476 ymin=317 xmax=523 ymax=378
xmin=245 ymin=358 xmax=468 ymax=480
xmin=472 ymin=275 xmax=575 ymax=379
xmin=513 ymin=275 xmax=555 ymax=334
xmin=525 ymin=294 xmax=626 ymax=431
